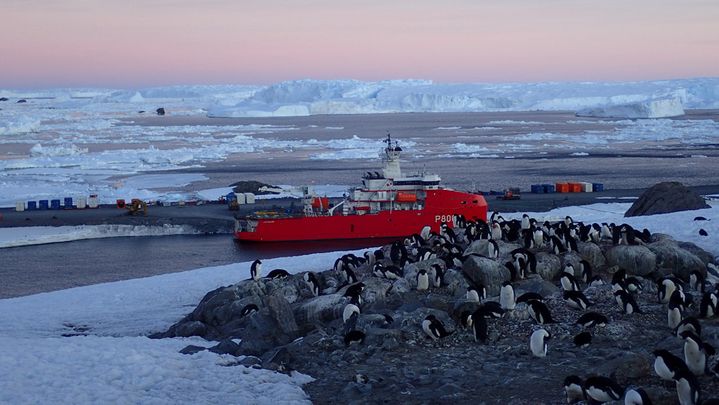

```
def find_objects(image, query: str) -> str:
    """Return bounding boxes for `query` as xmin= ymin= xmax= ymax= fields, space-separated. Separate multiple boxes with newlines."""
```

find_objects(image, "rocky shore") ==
xmin=152 ymin=215 xmax=719 ymax=404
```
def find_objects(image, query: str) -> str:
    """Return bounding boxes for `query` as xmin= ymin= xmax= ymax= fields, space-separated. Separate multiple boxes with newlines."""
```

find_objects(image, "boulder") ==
xmin=577 ymin=242 xmax=607 ymax=270
xmin=647 ymin=239 xmax=706 ymax=280
xmin=625 ymin=182 xmax=709 ymax=217
xmin=156 ymin=107 xmax=166 ymax=115
xmin=535 ymin=252 xmax=562 ymax=281
xmin=676 ymin=241 xmax=716 ymax=265
xmin=266 ymin=295 xmax=299 ymax=336
xmin=462 ymin=256 xmax=510 ymax=295
xmin=294 ymin=294 xmax=346 ymax=325
xmin=605 ymin=245 xmax=657 ymax=276
xmin=442 ymin=269 xmax=470 ymax=297
xmin=174 ymin=320 xmax=207 ymax=338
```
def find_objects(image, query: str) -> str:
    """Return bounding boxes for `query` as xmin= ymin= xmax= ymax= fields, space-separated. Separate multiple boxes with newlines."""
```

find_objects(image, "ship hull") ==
xmin=235 ymin=190 xmax=487 ymax=242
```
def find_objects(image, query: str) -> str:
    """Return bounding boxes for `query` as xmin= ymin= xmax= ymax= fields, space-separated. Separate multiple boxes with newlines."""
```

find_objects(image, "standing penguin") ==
xmin=421 ymin=315 xmax=452 ymax=340
xmin=579 ymin=260 xmax=592 ymax=284
xmin=416 ymin=269 xmax=430 ymax=291
xmin=342 ymin=297 xmax=361 ymax=324
xmin=624 ymin=387 xmax=653 ymax=405
xmin=673 ymin=368 xmax=701 ymax=405
xmin=470 ymin=309 xmax=488 ymax=343
xmin=583 ymin=376 xmax=623 ymax=403
xmin=680 ymin=331 xmax=708 ymax=376
xmin=499 ymin=281 xmax=516 ymax=310
xmin=699 ymin=291 xmax=717 ymax=318
xmin=303 ymin=272 xmax=320 ymax=296
xmin=529 ymin=328 xmax=550 ymax=358
xmin=668 ymin=297 xmax=684 ymax=329
xmin=560 ymin=273 xmax=581 ymax=292
xmin=487 ymin=239 xmax=499 ymax=260
xmin=430 ymin=264 xmax=444 ymax=288
xmin=653 ymin=350 xmax=690 ymax=381
xmin=658 ymin=277 xmax=680 ymax=304
xmin=466 ymin=285 xmax=485 ymax=303
xmin=250 ymin=259 xmax=262 ymax=281
xmin=563 ymin=375 xmax=585 ymax=404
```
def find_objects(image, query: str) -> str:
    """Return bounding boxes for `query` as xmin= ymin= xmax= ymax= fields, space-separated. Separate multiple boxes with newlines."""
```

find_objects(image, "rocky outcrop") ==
xmin=605 ymin=245 xmax=657 ymax=276
xmin=462 ymin=256 xmax=510 ymax=295
xmin=647 ymin=239 xmax=706 ymax=279
xmin=625 ymin=182 xmax=709 ymax=217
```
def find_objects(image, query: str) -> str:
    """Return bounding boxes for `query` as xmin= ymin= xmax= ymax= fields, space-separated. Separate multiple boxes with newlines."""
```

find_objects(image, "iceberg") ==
xmin=576 ymin=96 xmax=685 ymax=119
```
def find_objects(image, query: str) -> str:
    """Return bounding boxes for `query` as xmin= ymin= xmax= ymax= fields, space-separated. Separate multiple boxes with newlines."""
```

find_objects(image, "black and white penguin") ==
xmin=576 ymin=312 xmax=608 ymax=328
xmin=564 ymin=235 xmax=578 ymax=252
xmin=354 ymin=373 xmax=369 ymax=384
xmin=343 ymin=266 xmax=358 ymax=284
xmin=303 ymin=272 xmax=320 ymax=296
xmin=430 ymin=264 xmax=444 ymax=288
xmin=460 ymin=310 xmax=473 ymax=328
xmin=573 ymin=331 xmax=592 ymax=348
xmin=658 ymin=277 xmax=680 ymax=304
xmin=416 ymin=269 xmax=430 ymax=291
xmin=240 ymin=303 xmax=259 ymax=317
xmin=516 ymin=292 xmax=544 ymax=304
xmin=560 ymin=273 xmax=581 ymax=292
xmin=344 ymin=282 xmax=365 ymax=301
xmin=499 ymin=281 xmax=516 ymax=310
xmin=521 ymin=213 xmax=531 ymax=230
xmin=490 ymin=221 xmax=503 ymax=241
xmin=527 ymin=300 xmax=555 ymax=324
xmin=624 ymin=277 xmax=644 ymax=294
xmin=579 ymin=260 xmax=592 ymax=284
xmin=653 ymin=349 xmax=690 ymax=381
xmin=699 ymin=291 xmax=718 ymax=318
xmin=529 ymin=328 xmax=550 ymax=358
xmin=689 ymin=270 xmax=705 ymax=292
xmin=668 ymin=297 xmax=684 ymax=329
xmin=551 ymin=235 xmax=567 ymax=254
xmin=344 ymin=330 xmax=365 ymax=347
xmin=343 ymin=297 xmax=361 ymax=324
xmin=479 ymin=301 xmax=505 ymax=318
xmin=470 ymin=310 xmax=488 ymax=343
xmin=563 ymin=290 xmax=592 ymax=310
xmin=673 ymin=368 xmax=701 ymax=405
xmin=420 ymin=225 xmax=432 ymax=241
xmin=680 ymin=331 xmax=708 ymax=376
xmin=266 ymin=268 xmax=290 ymax=279
xmin=583 ymin=376 xmax=623 ymax=403
xmin=624 ymin=387 xmax=653 ymax=405
xmin=589 ymin=275 xmax=605 ymax=287
xmin=250 ymin=259 xmax=262 ymax=281
xmin=615 ymin=290 xmax=642 ymax=314
xmin=466 ymin=285 xmax=486 ymax=303
xmin=487 ymin=239 xmax=499 ymax=260
xmin=563 ymin=375 xmax=585 ymax=404
xmin=383 ymin=265 xmax=403 ymax=280
xmin=422 ymin=314 xmax=452 ymax=340
xmin=563 ymin=263 xmax=576 ymax=276
xmin=611 ymin=268 xmax=627 ymax=291
xmin=532 ymin=228 xmax=544 ymax=248
xmin=674 ymin=317 xmax=701 ymax=339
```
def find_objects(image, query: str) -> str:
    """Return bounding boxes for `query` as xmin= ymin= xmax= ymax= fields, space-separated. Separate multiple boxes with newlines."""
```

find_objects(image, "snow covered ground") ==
xmin=0 ymin=202 xmax=716 ymax=403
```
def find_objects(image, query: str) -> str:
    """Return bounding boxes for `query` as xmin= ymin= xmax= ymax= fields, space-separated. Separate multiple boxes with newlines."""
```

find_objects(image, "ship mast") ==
xmin=382 ymin=133 xmax=402 ymax=180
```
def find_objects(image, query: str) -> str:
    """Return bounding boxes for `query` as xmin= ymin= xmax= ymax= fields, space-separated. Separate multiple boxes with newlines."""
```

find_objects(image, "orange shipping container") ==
xmin=555 ymin=183 xmax=569 ymax=193
xmin=568 ymin=183 xmax=583 ymax=193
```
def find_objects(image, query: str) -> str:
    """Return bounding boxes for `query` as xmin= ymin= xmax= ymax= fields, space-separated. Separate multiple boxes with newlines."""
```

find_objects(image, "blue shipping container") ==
xmin=64 ymin=197 xmax=73 ymax=208
xmin=28 ymin=201 xmax=37 ymax=210
xmin=530 ymin=184 xmax=542 ymax=194
xmin=543 ymin=184 xmax=556 ymax=193
xmin=39 ymin=200 xmax=49 ymax=210
xmin=592 ymin=183 xmax=604 ymax=192
xmin=51 ymin=199 xmax=61 ymax=209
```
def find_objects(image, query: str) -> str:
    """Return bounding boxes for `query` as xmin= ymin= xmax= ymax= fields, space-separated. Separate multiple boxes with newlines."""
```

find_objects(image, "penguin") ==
xmin=624 ymin=277 xmax=644 ymax=294
xmin=240 ymin=303 xmax=259 ymax=317
xmin=579 ymin=260 xmax=592 ymax=284
xmin=674 ymin=317 xmax=701 ymax=338
xmin=527 ymin=300 xmax=554 ymax=324
xmin=344 ymin=282 xmax=365 ymax=301
xmin=624 ymin=387 xmax=653 ymax=405
xmin=416 ymin=269 xmax=430 ymax=291
xmin=363 ymin=250 xmax=376 ymax=267
xmin=563 ymin=290 xmax=592 ymax=310
xmin=470 ymin=309 xmax=488 ymax=343
xmin=573 ymin=331 xmax=592 ymax=348
xmin=589 ymin=275 xmax=605 ymax=287
xmin=430 ymin=264 xmax=444 ymax=288
xmin=479 ymin=301 xmax=505 ymax=318
xmin=564 ymin=235 xmax=578 ymax=252
xmin=516 ymin=292 xmax=544 ymax=304
xmin=611 ymin=268 xmax=627 ymax=290
xmin=689 ymin=270 xmax=705 ymax=292
xmin=343 ymin=266 xmax=358 ymax=284
xmin=372 ymin=262 xmax=386 ymax=278
xmin=668 ymin=297 xmax=684 ymax=329
xmin=422 ymin=314 xmax=452 ymax=340
xmin=653 ymin=349 xmax=690 ymax=381
xmin=532 ymin=228 xmax=544 ymax=248
xmin=344 ymin=330 xmax=365 ymax=347
xmin=416 ymin=247 xmax=437 ymax=261
xmin=576 ymin=312 xmax=608 ymax=328
xmin=529 ymin=328 xmax=550 ymax=358
xmin=673 ymin=368 xmax=701 ymax=405
xmin=583 ymin=376 xmax=623 ymax=403
xmin=499 ymin=281 xmax=516 ymax=310
xmin=680 ymin=331 xmax=707 ymax=376
xmin=343 ymin=298 xmax=361 ymax=324
xmin=303 ymin=272 xmax=320 ymax=297
xmin=521 ymin=213 xmax=531 ymax=230
xmin=460 ymin=310 xmax=473 ymax=328
xmin=250 ymin=259 xmax=262 ymax=281
xmin=466 ymin=287 xmax=484 ymax=302
xmin=699 ymin=291 xmax=717 ymax=318
xmin=658 ymin=277 xmax=680 ymax=304
xmin=420 ymin=225 xmax=432 ymax=241
xmin=563 ymin=375 xmax=585 ymax=404
xmin=266 ymin=268 xmax=290 ymax=279
xmin=354 ymin=374 xmax=369 ymax=384
xmin=551 ymin=235 xmax=567 ymax=254
xmin=615 ymin=290 xmax=642 ymax=314
xmin=562 ymin=263 xmax=575 ymax=276
xmin=560 ymin=273 xmax=581 ymax=292
xmin=487 ymin=239 xmax=499 ymax=260
xmin=382 ymin=265 xmax=403 ymax=280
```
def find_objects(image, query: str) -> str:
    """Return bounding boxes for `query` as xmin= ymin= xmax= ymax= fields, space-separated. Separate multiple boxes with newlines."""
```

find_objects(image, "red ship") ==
xmin=234 ymin=135 xmax=488 ymax=242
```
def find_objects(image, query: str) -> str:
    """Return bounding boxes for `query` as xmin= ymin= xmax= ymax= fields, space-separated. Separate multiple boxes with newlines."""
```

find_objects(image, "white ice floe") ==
xmin=0 ymin=224 xmax=200 ymax=248
xmin=577 ymin=96 xmax=685 ymax=119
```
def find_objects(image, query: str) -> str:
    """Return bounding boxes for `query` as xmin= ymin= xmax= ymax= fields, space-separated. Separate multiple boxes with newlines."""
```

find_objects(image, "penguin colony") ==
xmin=239 ymin=212 xmax=719 ymax=403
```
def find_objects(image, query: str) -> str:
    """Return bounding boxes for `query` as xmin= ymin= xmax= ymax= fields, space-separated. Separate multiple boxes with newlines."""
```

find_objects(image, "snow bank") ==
xmin=576 ymin=96 xmax=685 ymax=119
xmin=0 ymin=224 xmax=200 ymax=248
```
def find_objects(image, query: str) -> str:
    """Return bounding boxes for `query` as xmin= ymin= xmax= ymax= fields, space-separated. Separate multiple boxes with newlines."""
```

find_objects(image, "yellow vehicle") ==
xmin=126 ymin=199 xmax=148 ymax=216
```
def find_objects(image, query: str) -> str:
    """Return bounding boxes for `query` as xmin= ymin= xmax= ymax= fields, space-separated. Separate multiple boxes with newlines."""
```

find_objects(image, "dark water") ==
xmin=0 ymin=235 xmax=384 ymax=299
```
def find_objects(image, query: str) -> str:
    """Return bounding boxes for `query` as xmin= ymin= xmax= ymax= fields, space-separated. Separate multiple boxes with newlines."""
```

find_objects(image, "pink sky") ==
xmin=2 ymin=0 xmax=718 ymax=88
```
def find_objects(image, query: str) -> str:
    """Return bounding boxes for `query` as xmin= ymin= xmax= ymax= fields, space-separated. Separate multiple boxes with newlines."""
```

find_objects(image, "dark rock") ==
xmin=156 ymin=107 xmax=166 ymax=115
xmin=442 ymin=269 xmax=470 ymax=297
xmin=462 ymin=256 xmax=510 ymax=295
xmin=230 ymin=180 xmax=279 ymax=195
xmin=294 ymin=294 xmax=346 ymax=325
xmin=676 ymin=241 xmax=716 ymax=265
xmin=577 ymin=242 xmax=607 ymax=270
xmin=17 ymin=99 xmax=27 ymax=103
xmin=238 ymin=356 xmax=262 ymax=368
xmin=174 ymin=320 xmax=207 ymax=338
xmin=179 ymin=345 xmax=207 ymax=355
xmin=647 ymin=239 xmax=706 ymax=279
xmin=0 ymin=97 xmax=8 ymax=101
xmin=605 ymin=245 xmax=656 ymax=276
xmin=266 ymin=294 xmax=299 ymax=336
xmin=261 ymin=346 xmax=293 ymax=370
xmin=208 ymin=339 xmax=241 ymax=356
xmin=625 ymin=181 xmax=709 ymax=217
